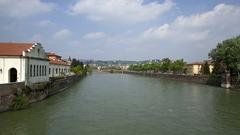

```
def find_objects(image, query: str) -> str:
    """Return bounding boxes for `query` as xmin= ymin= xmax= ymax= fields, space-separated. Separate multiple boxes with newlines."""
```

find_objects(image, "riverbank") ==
xmin=105 ymin=70 xmax=209 ymax=84
xmin=0 ymin=74 xmax=83 ymax=112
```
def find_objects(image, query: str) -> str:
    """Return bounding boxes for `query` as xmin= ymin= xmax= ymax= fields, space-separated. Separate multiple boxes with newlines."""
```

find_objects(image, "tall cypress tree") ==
xmin=202 ymin=62 xmax=210 ymax=75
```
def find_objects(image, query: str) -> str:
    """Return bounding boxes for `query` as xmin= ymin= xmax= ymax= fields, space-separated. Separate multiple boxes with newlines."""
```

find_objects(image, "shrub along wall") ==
xmin=0 ymin=74 xmax=83 ymax=112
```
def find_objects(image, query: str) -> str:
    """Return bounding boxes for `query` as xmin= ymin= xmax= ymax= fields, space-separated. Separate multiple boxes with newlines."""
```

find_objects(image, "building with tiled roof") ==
xmin=186 ymin=60 xmax=214 ymax=75
xmin=46 ymin=52 xmax=71 ymax=77
xmin=0 ymin=42 xmax=49 ymax=85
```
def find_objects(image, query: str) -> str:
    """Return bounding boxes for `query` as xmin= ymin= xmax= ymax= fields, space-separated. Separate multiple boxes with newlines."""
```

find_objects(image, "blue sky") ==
xmin=0 ymin=0 xmax=240 ymax=62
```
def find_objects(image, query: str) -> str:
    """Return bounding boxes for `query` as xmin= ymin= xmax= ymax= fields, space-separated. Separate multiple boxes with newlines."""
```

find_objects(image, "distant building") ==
xmin=120 ymin=65 xmax=129 ymax=70
xmin=47 ymin=52 xmax=71 ymax=77
xmin=0 ymin=42 xmax=49 ymax=85
xmin=187 ymin=60 xmax=213 ymax=75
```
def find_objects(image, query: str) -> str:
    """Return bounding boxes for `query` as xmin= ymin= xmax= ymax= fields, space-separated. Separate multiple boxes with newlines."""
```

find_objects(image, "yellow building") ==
xmin=187 ymin=60 xmax=213 ymax=75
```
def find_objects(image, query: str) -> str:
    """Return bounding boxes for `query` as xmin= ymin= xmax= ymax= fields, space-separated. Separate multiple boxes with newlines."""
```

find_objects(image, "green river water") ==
xmin=0 ymin=72 xmax=240 ymax=135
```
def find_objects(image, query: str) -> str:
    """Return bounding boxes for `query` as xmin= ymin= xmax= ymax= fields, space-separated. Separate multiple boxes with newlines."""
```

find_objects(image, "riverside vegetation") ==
xmin=128 ymin=36 xmax=240 ymax=87
xmin=70 ymin=58 xmax=92 ymax=75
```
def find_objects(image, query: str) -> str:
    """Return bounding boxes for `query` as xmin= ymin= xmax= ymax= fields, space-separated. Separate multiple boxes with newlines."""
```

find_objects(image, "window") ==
xmin=56 ymin=68 xmax=58 ymax=74
xmin=37 ymin=65 xmax=39 ymax=76
xmin=49 ymin=68 xmax=51 ymax=75
xmin=34 ymin=65 xmax=36 ymax=77
xmin=30 ymin=65 xmax=32 ymax=77
xmin=42 ymin=66 xmax=45 ymax=76
xmin=42 ymin=66 xmax=44 ymax=76
xmin=40 ymin=66 xmax=42 ymax=76
xmin=44 ymin=66 xmax=46 ymax=76
xmin=42 ymin=65 xmax=44 ymax=76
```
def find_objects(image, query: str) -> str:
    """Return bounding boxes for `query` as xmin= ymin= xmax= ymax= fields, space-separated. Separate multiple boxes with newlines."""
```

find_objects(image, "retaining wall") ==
xmin=48 ymin=75 xmax=82 ymax=96
xmin=0 ymin=82 xmax=25 ymax=112
xmin=123 ymin=71 xmax=209 ymax=84
xmin=0 ymin=75 xmax=82 ymax=112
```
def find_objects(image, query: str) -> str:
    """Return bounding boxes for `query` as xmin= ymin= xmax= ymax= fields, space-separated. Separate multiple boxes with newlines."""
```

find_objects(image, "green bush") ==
xmin=10 ymin=96 xmax=29 ymax=110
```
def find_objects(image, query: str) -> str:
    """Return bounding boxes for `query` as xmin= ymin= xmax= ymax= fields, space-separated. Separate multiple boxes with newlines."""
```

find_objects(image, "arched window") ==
xmin=56 ymin=68 xmax=58 ymax=74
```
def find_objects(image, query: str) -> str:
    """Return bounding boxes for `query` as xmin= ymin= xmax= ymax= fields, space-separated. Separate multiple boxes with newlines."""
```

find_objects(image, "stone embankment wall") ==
xmin=122 ymin=71 xmax=209 ymax=84
xmin=0 ymin=82 xmax=25 ymax=112
xmin=0 ymin=75 xmax=82 ymax=112
xmin=48 ymin=75 xmax=82 ymax=95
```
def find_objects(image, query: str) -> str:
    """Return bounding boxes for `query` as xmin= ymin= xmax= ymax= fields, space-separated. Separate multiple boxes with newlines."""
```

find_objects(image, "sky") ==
xmin=0 ymin=0 xmax=240 ymax=62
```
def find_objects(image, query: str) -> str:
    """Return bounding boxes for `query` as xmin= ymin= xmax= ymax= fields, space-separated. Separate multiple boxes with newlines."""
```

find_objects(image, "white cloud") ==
xmin=0 ymin=0 xmax=55 ymax=18
xmin=36 ymin=20 xmax=55 ymax=27
xmin=83 ymin=32 xmax=107 ymax=39
xmin=53 ymin=29 xmax=72 ymax=40
xmin=70 ymin=0 xmax=174 ymax=23
xmin=142 ymin=4 xmax=240 ymax=44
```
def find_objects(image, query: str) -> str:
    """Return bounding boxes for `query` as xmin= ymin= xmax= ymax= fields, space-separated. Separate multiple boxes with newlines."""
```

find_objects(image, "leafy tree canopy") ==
xmin=128 ymin=58 xmax=186 ymax=74
xmin=209 ymin=36 xmax=240 ymax=76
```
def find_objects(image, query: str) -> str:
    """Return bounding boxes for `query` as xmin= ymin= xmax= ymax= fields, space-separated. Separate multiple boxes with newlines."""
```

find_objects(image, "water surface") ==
xmin=1 ymin=72 xmax=240 ymax=135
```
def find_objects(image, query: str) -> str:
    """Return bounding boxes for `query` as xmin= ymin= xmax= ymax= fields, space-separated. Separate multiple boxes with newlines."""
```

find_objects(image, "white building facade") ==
xmin=0 ymin=42 xmax=49 ymax=85
xmin=47 ymin=53 xmax=71 ymax=77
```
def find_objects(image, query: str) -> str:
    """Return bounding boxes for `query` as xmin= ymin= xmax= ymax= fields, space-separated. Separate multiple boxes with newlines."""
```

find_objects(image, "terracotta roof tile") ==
xmin=46 ymin=52 xmax=61 ymax=57
xmin=0 ymin=42 xmax=33 ymax=56
xmin=49 ymin=58 xmax=70 ymax=66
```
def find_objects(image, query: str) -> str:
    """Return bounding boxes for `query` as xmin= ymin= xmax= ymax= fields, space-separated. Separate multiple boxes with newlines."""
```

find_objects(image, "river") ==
xmin=0 ymin=72 xmax=240 ymax=135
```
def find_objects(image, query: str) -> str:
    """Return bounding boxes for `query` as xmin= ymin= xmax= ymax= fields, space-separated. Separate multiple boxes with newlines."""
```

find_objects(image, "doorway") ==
xmin=9 ymin=68 xmax=17 ymax=83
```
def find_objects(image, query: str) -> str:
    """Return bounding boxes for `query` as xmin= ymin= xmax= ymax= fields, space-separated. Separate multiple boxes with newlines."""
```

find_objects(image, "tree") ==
xmin=70 ymin=58 xmax=88 ymax=75
xmin=170 ymin=59 xmax=186 ymax=74
xmin=209 ymin=36 xmax=240 ymax=77
xmin=202 ymin=62 xmax=210 ymax=75
xmin=160 ymin=58 xmax=172 ymax=72
xmin=128 ymin=58 xmax=187 ymax=74
xmin=71 ymin=65 xmax=83 ymax=75
xmin=71 ymin=58 xmax=84 ymax=69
